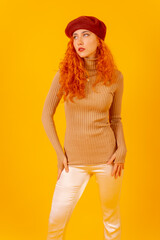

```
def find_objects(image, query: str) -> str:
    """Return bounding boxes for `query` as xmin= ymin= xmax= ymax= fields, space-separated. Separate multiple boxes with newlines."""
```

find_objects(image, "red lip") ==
xmin=78 ymin=47 xmax=85 ymax=51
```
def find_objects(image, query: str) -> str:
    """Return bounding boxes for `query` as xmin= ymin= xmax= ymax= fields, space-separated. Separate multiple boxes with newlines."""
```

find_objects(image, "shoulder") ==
xmin=114 ymin=69 xmax=124 ymax=89
xmin=54 ymin=69 xmax=60 ymax=79
xmin=114 ymin=69 xmax=123 ymax=81
xmin=112 ymin=69 xmax=124 ymax=94
xmin=52 ymin=69 xmax=61 ymax=84
xmin=48 ymin=69 xmax=61 ymax=92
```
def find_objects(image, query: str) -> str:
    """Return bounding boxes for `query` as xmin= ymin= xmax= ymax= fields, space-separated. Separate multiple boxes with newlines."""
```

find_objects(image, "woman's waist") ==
xmin=64 ymin=125 xmax=115 ymax=142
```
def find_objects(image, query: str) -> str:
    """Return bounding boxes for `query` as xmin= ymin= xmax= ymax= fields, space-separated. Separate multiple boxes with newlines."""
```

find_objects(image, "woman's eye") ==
xmin=73 ymin=34 xmax=89 ymax=39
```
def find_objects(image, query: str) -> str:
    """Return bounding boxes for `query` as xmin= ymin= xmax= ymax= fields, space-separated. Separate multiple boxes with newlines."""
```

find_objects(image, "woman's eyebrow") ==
xmin=73 ymin=31 xmax=90 ymax=36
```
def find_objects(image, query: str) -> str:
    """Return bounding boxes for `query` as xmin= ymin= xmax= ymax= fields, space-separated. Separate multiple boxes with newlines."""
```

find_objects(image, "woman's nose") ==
xmin=77 ymin=37 xmax=84 ymax=45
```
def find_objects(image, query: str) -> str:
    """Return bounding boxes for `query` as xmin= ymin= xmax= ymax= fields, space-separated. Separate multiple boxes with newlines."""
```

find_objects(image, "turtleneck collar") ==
xmin=83 ymin=56 xmax=98 ymax=71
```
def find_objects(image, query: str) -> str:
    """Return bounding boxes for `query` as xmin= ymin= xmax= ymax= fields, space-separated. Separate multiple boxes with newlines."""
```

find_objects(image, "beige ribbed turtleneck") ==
xmin=83 ymin=56 xmax=98 ymax=76
xmin=41 ymin=57 xmax=127 ymax=165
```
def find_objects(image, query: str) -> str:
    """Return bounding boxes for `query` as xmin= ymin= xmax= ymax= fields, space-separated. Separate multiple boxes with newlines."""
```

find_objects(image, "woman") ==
xmin=42 ymin=15 xmax=127 ymax=240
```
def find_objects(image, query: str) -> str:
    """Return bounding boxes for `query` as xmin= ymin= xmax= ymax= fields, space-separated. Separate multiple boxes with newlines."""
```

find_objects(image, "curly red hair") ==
xmin=57 ymin=36 xmax=118 ymax=103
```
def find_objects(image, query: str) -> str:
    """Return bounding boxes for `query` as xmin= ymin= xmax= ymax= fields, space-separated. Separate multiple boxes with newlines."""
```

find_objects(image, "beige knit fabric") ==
xmin=41 ymin=57 xmax=127 ymax=165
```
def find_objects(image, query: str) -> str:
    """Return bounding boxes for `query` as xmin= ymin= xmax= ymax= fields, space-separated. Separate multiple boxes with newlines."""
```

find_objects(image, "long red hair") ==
xmin=57 ymin=36 xmax=118 ymax=103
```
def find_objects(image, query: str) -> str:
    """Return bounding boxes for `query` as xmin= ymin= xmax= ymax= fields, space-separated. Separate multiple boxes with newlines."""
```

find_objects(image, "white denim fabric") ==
xmin=46 ymin=163 xmax=124 ymax=240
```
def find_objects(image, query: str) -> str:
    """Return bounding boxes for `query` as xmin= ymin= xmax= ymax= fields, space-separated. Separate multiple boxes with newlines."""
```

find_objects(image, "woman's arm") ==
xmin=109 ymin=71 xmax=127 ymax=164
xmin=41 ymin=70 xmax=65 ymax=162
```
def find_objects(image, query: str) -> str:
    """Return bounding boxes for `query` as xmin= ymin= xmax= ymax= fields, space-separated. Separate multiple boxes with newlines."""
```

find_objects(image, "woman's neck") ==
xmin=83 ymin=56 xmax=98 ymax=71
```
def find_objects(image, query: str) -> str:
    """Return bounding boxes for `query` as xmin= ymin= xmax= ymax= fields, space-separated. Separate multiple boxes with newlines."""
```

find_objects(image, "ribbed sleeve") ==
xmin=109 ymin=72 xmax=127 ymax=163
xmin=41 ymin=70 xmax=65 ymax=162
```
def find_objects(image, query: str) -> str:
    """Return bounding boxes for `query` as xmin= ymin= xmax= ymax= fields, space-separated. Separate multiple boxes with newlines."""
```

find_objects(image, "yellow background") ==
xmin=1 ymin=0 xmax=160 ymax=239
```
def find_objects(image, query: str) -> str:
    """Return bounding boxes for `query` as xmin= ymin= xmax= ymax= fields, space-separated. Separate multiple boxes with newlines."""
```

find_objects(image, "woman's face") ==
xmin=72 ymin=29 xmax=99 ymax=58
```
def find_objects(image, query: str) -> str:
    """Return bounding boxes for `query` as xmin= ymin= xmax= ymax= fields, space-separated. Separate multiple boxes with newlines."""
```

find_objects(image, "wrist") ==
xmin=114 ymin=147 xmax=127 ymax=164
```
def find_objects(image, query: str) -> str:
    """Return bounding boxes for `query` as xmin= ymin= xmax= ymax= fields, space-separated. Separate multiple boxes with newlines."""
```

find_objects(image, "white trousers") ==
xmin=46 ymin=163 xmax=124 ymax=240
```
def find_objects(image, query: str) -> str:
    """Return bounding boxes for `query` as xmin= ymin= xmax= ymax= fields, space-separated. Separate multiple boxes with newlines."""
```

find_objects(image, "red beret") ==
xmin=65 ymin=15 xmax=107 ymax=41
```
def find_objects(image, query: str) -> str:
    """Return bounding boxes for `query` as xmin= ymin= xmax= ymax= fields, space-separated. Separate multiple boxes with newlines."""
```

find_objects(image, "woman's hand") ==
xmin=107 ymin=150 xmax=125 ymax=179
xmin=57 ymin=155 xmax=69 ymax=181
